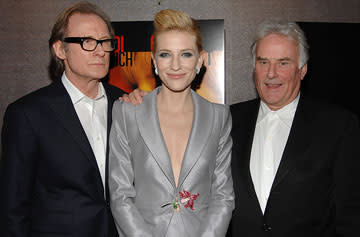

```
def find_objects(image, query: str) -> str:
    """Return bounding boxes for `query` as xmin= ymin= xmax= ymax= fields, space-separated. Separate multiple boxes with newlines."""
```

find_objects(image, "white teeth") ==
xmin=266 ymin=83 xmax=281 ymax=87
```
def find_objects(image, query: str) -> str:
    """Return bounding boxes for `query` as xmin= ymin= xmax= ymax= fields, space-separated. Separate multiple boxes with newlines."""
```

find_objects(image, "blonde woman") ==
xmin=109 ymin=9 xmax=234 ymax=237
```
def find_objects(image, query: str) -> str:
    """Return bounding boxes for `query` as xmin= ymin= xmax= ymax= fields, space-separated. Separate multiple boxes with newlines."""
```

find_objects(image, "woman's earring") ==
xmin=196 ymin=68 xmax=200 ymax=74
xmin=155 ymin=68 xmax=158 ymax=75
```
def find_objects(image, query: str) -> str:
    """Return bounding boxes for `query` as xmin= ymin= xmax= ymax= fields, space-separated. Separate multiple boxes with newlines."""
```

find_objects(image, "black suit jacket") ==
xmin=228 ymin=96 xmax=360 ymax=237
xmin=0 ymin=80 xmax=124 ymax=237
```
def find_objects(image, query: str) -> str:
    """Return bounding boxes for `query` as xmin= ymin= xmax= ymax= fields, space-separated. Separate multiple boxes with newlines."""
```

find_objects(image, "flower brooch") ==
xmin=179 ymin=189 xmax=200 ymax=210
xmin=162 ymin=189 xmax=200 ymax=211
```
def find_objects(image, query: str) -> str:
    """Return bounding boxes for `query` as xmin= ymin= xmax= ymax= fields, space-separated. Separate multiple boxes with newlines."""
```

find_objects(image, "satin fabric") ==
xmin=109 ymin=87 xmax=234 ymax=237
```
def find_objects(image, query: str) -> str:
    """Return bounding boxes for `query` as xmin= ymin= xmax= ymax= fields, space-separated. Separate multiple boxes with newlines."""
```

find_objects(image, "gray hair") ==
xmin=251 ymin=20 xmax=309 ymax=69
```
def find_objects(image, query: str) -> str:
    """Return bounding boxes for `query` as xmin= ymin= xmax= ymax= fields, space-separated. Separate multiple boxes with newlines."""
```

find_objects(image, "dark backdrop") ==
xmin=298 ymin=22 xmax=360 ymax=119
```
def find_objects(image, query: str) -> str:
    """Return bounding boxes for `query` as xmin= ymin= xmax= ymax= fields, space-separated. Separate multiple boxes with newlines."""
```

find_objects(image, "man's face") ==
xmin=54 ymin=13 xmax=111 ymax=83
xmin=254 ymin=33 xmax=307 ymax=110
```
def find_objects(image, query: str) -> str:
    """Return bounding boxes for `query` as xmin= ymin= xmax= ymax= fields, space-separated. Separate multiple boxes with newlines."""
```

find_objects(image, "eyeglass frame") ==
xmin=62 ymin=37 xmax=118 ymax=52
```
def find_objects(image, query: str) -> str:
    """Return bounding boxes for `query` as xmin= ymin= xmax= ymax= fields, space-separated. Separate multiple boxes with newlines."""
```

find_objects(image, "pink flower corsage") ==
xmin=179 ymin=189 xmax=200 ymax=210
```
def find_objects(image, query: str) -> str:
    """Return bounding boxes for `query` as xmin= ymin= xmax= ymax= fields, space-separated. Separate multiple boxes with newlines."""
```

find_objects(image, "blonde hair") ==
xmin=153 ymin=9 xmax=202 ymax=53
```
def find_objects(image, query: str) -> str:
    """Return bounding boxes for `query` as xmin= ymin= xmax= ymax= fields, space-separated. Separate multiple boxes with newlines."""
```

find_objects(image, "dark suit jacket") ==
xmin=0 ymin=80 xmax=124 ymax=237
xmin=228 ymin=96 xmax=360 ymax=237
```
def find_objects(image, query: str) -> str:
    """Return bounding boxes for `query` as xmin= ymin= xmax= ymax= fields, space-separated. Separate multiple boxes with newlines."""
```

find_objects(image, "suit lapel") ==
xmin=234 ymin=98 xmax=312 ymax=214
xmin=177 ymin=90 xmax=213 ymax=189
xmin=136 ymin=88 xmax=176 ymax=188
xmin=45 ymin=81 xmax=103 ymax=197
xmin=136 ymin=89 xmax=213 ymax=189
xmin=271 ymin=96 xmax=311 ymax=190
xmin=240 ymin=100 xmax=261 ymax=201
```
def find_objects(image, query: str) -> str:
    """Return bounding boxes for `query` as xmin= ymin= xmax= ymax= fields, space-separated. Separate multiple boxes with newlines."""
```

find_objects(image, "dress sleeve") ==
xmin=198 ymin=105 xmax=235 ymax=237
xmin=108 ymin=100 xmax=153 ymax=237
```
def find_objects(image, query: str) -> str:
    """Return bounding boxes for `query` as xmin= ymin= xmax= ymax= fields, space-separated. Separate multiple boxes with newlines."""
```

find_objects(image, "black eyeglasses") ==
xmin=63 ymin=37 xmax=117 ymax=52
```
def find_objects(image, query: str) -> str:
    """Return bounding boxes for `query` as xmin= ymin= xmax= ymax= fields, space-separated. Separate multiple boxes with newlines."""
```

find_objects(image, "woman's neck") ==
xmin=157 ymin=86 xmax=193 ymax=113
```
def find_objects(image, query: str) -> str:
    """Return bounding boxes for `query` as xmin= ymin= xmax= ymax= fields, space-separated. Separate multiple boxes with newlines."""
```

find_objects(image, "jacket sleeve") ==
xmin=0 ymin=103 xmax=38 ymax=237
xmin=108 ymin=100 xmax=153 ymax=237
xmin=198 ymin=105 xmax=235 ymax=237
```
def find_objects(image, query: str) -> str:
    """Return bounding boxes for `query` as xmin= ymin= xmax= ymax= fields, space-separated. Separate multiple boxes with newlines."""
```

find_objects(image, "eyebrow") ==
xmin=82 ymin=35 xmax=112 ymax=40
xmin=256 ymin=56 xmax=292 ymax=61
xmin=157 ymin=48 xmax=195 ymax=52
xmin=256 ymin=56 xmax=267 ymax=61
xmin=181 ymin=48 xmax=196 ymax=51
xmin=279 ymin=57 xmax=292 ymax=61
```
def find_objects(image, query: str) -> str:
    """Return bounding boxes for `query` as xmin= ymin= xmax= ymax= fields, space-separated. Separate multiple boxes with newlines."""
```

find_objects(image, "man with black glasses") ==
xmin=0 ymin=2 xmax=123 ymax=236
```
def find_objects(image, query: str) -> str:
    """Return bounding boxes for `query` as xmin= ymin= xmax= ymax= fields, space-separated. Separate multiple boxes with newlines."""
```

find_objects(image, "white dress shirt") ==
xmin=62 ymin=73 xmax=108 ymax=190
xmin=250 ymin=95 xmax=299 ymax=213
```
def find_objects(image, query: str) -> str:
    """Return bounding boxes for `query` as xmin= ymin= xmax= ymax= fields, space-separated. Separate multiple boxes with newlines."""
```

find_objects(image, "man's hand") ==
xmin=120 ymin=88 xmax=148 ymax=106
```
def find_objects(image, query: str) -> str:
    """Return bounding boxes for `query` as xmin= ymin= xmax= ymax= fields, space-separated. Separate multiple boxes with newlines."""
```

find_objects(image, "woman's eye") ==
xmin=182 ymin=52 xmax=193 ymax=58
xmin=158 ymin=52 xmax=169 ymax=58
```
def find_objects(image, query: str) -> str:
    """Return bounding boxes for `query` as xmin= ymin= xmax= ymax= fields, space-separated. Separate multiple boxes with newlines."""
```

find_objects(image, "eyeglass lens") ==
xmin=82 ymin=38 xmax=114 ymax=52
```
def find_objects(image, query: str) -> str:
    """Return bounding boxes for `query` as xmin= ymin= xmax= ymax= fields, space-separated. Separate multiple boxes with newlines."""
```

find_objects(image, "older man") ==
xmin=0 ymin=2 xmax=123 ymax=236
xmin=119 ymin=20 xmax=360 ymax=237
xmin=229 ymin=21 xmax=360 ymax=237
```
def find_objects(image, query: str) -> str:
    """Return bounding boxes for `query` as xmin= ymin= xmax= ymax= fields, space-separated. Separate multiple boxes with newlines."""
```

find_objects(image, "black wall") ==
xmin=298 ymin=22 xmax=360 ymax=119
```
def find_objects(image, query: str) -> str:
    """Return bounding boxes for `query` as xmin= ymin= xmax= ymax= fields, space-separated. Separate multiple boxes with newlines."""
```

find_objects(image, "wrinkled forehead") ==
xmin=256 ymin=33 xmax=299 ymax=60
xmin=66 ymin=13 xmax=110 ymax=37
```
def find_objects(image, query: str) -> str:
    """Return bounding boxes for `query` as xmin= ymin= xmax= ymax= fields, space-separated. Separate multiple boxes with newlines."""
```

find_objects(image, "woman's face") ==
xmin=152 ymin=30 xmax=202 ymax=92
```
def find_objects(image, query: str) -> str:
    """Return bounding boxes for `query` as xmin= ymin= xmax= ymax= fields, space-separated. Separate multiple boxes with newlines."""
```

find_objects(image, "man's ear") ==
xmin=300 ymin=63 xmax=307 ymax=80
xmin=52 ymin=40 xmax=66 ymax=60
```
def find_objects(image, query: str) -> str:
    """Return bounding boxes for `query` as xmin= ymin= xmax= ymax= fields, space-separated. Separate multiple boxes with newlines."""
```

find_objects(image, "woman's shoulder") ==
xmin=112 ymin=99 xmax=138 ymax=125
xmin=113 ymin=99 xmax=136 ymax=113
xmin=192 ymin=90 xmax=229 ymax=113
